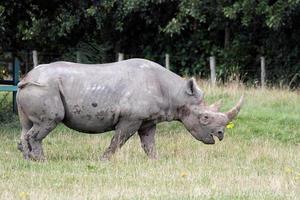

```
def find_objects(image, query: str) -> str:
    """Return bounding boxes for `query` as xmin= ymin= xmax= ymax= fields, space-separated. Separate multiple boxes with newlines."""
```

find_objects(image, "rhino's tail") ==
xmin=17 ymin=80 xmax=45 ymax=89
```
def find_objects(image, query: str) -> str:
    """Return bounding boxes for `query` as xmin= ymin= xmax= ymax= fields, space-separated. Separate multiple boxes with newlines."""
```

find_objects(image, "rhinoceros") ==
xmin=16 ymin=58 xmax=243 ymax=161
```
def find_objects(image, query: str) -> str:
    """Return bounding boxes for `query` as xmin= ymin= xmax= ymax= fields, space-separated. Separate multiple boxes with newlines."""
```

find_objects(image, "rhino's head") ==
xmin=179 ymin=78 xmax=243 ymax=144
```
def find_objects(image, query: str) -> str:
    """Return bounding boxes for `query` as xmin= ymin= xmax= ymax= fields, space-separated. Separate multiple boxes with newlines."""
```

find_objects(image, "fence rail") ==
xmin=1 ymin=51 xmax=299 ymax=89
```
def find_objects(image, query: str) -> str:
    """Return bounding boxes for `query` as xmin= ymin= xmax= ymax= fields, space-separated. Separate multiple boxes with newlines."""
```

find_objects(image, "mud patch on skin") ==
xmin=86 ymin=114 xmax=92 ymax=120
xmin=73 ymin=105 xmax=81 ymax=114
xmin=45 ymin=127 xmax=52 ymax=132
xmin=96 ymin=111 xmax=105 ymax=120
xmin=91 ymin=102 xmax=98 ymax=107
xmin=17 ymin=142 xmax=23 ymax=152
xmin=32 ymin=131 xmax=40 ymax=139
xmin=112 ymin=113 xmax=115 ymax=120
xmin=177 ymin=106 xmax=191 ymax=117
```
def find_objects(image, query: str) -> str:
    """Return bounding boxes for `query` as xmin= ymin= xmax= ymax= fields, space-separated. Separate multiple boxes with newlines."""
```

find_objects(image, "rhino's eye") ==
xmin=200 ymin=114 xmax=210 ymax=125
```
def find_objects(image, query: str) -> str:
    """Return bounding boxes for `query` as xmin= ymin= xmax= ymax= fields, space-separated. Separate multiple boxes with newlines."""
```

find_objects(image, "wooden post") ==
xmin=25 ymin=50 xmax=29 ymax=72
xmin=32 ymin=50 xmax=38 ymax=67
xmin=76 ymin=51 xmax=81 ymax=63
xmin=224 ymin=23 xmax=230 ymax=49
xmin=13 ymin=58 xmax=20 ymax=113
xmin=165 ymin=53 xmax=170 ymax=70
xmin=260 ymin=56 xmax=266 ymax=88
xmin=209 ymin=56 xmax=216 ymax=86
xmin=118 ymin=53 xmax=124 ymax=61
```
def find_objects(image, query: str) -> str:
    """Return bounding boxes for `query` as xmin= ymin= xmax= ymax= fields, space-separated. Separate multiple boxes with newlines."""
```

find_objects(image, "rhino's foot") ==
xmin=23 ymin=154 xmax=30 ymax=160
xmin=28 ymin=143 xmax=45 ymax=162
xmin=17 ymin=142 xmax=23 ymax=152
xmin=100 ymin=156 xmax=110 ymax=162
xmin=148 ymin=154 xmax=159 ymax=160
xmin=29 ymin=152 xmax=45 ymax=162
xmin=21 ymin=149 xmax=45 ymax=162
xmin=20 ymin=139 xmax=32 ymax=160
xmin=100 ymin=151 xmax=113 ymax=161
xmin=142 ymin=145 xmax=158 ymax=160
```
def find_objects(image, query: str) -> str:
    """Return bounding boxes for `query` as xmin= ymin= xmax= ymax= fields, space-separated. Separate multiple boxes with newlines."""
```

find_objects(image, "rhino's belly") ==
xmin=62 ymin=104 xmax=119 ymax=134
xmin=62 ymin=118 xmax=114 ymax=133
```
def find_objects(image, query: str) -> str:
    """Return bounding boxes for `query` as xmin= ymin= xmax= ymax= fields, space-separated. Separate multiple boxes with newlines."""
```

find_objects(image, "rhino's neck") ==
xmin=159 ymin=81 xmax=200 ymax=123
xmin=151 ymin=67 xmax=192 ymax=123
xmin=163 ymin=104 xmax=191 ymax=123
xmin=159 ymin=80 xmax=189 ymax=122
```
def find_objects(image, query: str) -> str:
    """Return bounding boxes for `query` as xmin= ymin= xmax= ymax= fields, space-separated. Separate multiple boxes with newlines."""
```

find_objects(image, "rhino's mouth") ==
xmin=202 ymin=134 xmax=215 ymax=144
xmin=191 ymin=131 xmax=216 ymax=144
xmin=201 ymin=133 xmax=224 ymax=145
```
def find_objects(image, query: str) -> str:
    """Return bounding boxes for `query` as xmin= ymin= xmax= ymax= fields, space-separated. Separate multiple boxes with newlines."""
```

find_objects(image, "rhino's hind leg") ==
xmin=17 ymin=86 xmax=65 ymax=161
xmin=100 ymin=120 xmax=142 ymax=161
xmin=18 ymin=105 xmax=33 ymax=157
xmin=18 ymin=125 xmax=32 ymax=153
xmin=138 ymin=124 xmax=158 ymax=159
xmin=25 ymin=121 xmax=59 ymax=161
xmin=19 ymin=127 xmax=32 ymax=159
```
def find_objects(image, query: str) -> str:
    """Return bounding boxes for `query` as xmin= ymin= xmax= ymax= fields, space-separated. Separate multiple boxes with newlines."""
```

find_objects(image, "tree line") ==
xmin=0 ymin=0 xmax=300 ymax=87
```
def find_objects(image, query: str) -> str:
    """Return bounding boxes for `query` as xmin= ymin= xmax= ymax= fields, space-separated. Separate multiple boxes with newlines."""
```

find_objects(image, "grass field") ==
xmin=0 ymin=82 xmax=299 ymax=199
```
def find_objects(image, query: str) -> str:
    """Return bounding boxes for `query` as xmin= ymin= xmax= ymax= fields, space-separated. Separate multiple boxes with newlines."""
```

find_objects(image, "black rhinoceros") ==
xmin=16 ymin=58 xmax=243 ymax=161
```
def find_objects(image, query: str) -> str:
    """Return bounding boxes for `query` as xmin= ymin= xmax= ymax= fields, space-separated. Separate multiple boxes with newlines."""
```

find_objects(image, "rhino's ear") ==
xmin=186 ymin=78 xmax=202 ymax=97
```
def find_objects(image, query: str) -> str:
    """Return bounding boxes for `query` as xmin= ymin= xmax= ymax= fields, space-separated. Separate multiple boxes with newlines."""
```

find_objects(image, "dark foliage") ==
xmin=0 ymin=0 xmax=299 ymax=87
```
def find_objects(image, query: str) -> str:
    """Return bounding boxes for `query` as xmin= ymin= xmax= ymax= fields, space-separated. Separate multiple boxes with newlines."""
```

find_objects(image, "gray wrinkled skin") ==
xmin=16 ymin=58 xmax=243 ymax=161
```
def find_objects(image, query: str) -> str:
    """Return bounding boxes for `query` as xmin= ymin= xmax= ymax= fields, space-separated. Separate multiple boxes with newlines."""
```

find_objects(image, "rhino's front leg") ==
xmin=100 ymin=120 xmax=142 ymax=161
xmin=138 ymin=124 xmax=158 ymax=159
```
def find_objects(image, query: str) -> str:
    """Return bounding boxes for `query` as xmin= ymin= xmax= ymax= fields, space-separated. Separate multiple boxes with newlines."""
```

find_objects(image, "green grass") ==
xmin=0 ymin=83 xmax=299 ymax=199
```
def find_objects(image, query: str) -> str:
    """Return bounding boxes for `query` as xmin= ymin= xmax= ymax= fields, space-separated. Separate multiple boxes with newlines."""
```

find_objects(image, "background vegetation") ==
xmin=0 ymin=0 xmax=300 ymax=86
xmin=0 ymin=83 xmax=299 ymax=199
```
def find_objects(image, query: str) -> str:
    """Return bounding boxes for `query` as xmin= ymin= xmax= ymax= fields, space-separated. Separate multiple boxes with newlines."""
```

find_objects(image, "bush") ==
xmin=0 ymin=92 xmax=18 ymax=124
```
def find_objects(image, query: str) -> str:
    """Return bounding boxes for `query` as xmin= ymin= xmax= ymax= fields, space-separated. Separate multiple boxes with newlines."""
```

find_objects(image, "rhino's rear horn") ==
xmin=209 ymin=99 xmax=222 ymax=112
xmin=225 ymin=95 xmax=244 ymax=121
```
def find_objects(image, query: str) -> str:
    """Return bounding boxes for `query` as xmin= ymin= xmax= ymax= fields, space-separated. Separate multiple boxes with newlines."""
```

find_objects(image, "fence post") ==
xmin=13 ymin=58 xmax=20 ymax=113
xmin=118 ymin=53 xmax=124 ymax=61
xmin=165 ymin=53 xmax=170 ymax=70
xmin=76 ymin=51 xmax=81 ymax=63
xmin=25 ymin=50 xmax=29 ymax=72
xmin=260 ymin=56 xmax=266 ymax=88
xmin=209 ymin=56 xmax=216 ymax=86
xmin=32 ymin=50 xmax=38 ymax=67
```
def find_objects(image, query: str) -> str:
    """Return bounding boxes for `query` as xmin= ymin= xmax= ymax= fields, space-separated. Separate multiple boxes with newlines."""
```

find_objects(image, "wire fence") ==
xmin=1 ymin=51 xmax=300 ymax=87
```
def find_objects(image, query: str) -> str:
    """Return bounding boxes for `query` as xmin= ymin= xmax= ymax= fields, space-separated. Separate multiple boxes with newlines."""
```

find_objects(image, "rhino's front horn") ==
xmin=225 ymin=95 xmax=244 ymax=121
